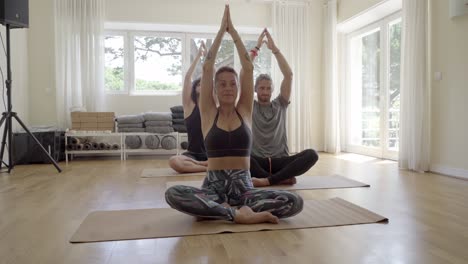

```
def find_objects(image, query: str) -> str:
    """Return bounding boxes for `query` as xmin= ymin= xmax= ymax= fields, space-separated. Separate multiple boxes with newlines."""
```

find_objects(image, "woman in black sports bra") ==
xmin=168 ymin=42 xmax=209 ymax=173
xmin=165 ymin=5 xmax=303 ymax=224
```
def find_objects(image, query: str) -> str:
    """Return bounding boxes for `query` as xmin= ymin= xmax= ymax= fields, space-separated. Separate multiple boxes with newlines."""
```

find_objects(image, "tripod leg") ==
xmin=12 ymin=115 xmax=62 ymax=173
xmin=0 ymin=114 xmax=9 ymax=170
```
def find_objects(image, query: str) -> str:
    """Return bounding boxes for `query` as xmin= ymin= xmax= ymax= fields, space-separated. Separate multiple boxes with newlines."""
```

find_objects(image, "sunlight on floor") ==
xmin=335 ymin=153 xmax=378 ymax=163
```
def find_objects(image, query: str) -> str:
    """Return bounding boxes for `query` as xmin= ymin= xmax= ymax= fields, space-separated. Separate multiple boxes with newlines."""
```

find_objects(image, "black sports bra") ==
xmin=204 ymin=109 xmax=252 ymax=158
xmin=184 ymin=104 xmax=206 ymax=154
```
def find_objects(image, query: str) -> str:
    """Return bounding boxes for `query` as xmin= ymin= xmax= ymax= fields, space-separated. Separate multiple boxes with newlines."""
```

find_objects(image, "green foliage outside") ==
xmin=105 ymin=35 xmax=272 ymax=92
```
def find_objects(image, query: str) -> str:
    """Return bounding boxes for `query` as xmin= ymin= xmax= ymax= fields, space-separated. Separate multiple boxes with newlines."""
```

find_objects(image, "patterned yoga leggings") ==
xmin=165 ymin=169 xmax=304 ymax=221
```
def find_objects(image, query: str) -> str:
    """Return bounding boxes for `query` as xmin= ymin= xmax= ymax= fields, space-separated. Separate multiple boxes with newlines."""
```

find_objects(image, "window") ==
xmin=105 ymin=29 xmax=272 ymax=95
xmin=345 ymin=13 xmax=401 ymax=160
xmin=133 ymin=34 xmax=183 ymax=93
xmin=104 ymin=34 xmax=126 ymax=92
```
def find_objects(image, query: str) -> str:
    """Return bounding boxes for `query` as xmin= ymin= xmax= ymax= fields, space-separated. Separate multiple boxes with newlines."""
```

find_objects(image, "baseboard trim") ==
xmin=430 ymin=164 xmax=468 ymax=180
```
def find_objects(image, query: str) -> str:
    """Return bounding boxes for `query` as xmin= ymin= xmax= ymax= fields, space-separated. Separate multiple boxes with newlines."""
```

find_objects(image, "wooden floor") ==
xmin=1 ymin=153 xmax=467 ymax=264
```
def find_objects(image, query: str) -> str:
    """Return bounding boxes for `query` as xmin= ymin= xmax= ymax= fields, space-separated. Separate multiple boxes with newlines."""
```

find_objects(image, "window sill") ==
xmin=130 ymin=90 xmax=182 ymax=96
xmin=105 ymin=90 xmax=182 ymax=96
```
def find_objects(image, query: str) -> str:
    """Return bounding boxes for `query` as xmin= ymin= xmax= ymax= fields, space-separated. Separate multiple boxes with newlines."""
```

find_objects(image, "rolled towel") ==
xmin=180 ymin=141 xmax=188 ymax=150
xmin=66 ymin=144 xmax=74 ymax=151
xmin=76 ymin=144 xmax=84 ymax=151
xmin=145 ymin=135 xmax=160 ymax=149
xmin=105 ymin=143 xmax=112 ymax=150
xmin=160 ymin=135 xmax=177 ymax=150
xmin=145 ymin=120 xmax=173 ymax=127
xmin=143 ymin=112 xmax=172 ymax=121
xmin=99 ymin=142 xmax=107 ymax=150
xmin=92 ymin=142 xmax=99 ymax=150
xmin=70 ymin=137 xmax=81 ymax=145
xmin=111 ymin=143 xmax=120 ymax=150
xmin=83 ymin=142 xmax=93 ymax=150
xmin=115 ymin=114 xmax=145 ymax=124
xmin=125 ymin=135 xmax=142 ymax=149
xmin=170 ymin=105 xmax=184 ymax=113
xmin=145 ymin=126 xmax=174 ymax=134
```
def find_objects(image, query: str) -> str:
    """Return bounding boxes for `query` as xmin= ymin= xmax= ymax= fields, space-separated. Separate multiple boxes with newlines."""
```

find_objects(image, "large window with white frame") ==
xmin=345 ymin=12 xmax=401 ymax=160
xmin=104 ymin=30 xmax=272 ymax=95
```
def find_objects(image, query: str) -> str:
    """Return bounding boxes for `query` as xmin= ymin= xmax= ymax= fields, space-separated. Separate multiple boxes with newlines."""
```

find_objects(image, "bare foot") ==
xmin=234 ymin=206 xmax=279 ymax=224
xmin=278 ymin=177 xmax=297 ymax=185
xmin=252 ymin=177 xmax=270 ymax=187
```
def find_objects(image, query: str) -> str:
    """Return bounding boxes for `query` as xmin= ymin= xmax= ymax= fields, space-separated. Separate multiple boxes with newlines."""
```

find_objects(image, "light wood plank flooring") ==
xmin=0 ymin=153 xmax=467 ymax=264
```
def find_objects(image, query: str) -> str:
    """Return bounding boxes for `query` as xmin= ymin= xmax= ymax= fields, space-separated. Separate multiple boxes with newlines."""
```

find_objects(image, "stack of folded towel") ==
xmin=144 ymin=112 xmax=174 ymax=134
xmin=116 ymin=114 xmax=145 ymax=132
xmin=170 ymin=105 xmax=187 ymax=133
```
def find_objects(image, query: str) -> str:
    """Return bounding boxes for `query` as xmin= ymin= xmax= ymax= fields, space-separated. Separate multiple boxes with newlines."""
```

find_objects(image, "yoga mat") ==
xmin=70 ymin=198 xmax=387 ymax=243
xmin=166 ymin=175 xmax=370 ymax=190
xmin=141 ymin=168 xmax=206 ymax=178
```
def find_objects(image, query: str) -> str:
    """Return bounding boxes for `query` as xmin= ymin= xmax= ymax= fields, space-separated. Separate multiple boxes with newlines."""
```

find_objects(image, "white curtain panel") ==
xmin=272 ymin=0 xmax=314 ymax=153
xmin=399 ymin=0 xmax=431 ymax=171
xmin=322 ymin=0 xmax=340 ymax=153
xmin=54 ymin=0 xmax=105 ymax=128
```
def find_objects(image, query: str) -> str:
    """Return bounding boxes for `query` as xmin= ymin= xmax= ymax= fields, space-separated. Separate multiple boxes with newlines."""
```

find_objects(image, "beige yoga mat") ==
xmin=166 ymin=175 xmax=369 ymax=190
xmin=141 ymin=168 xmax=206 ymax=178
xmin=70 ymin=198 xmax=387 ymax=243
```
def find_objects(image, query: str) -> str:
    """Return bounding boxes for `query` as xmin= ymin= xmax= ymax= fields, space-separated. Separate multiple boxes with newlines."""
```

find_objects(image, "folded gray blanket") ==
xmin=143 ymin=112 xmax=172 ymax=121
xmin=170 ymin=105 xmax=184 ymax=113
xmin=117 ymin=123 xmax=144 ymax=128
xmin=145 ymin=126 xmax=174 ymax=134
xmin=172 ymin=112 xmax=185 ymax=119
xmin=161 ymin=135 xmax=177 ymax=150
xmin=145 ymin=135 xmax=160 ymax=149
xmin=173 ymin=124 xmax=187 ymax=133
xmin=118 ymin=128 xmax=146 ymax=132
xmin=172 ymin=119 xmax=185 ymax=125
xmin=115 ymin=114 xmax=145 ymax=124
xmin=125 ymin=135 xmax=142 ymax=149
xmin=145 ymin=120 xmax=173 ymax=127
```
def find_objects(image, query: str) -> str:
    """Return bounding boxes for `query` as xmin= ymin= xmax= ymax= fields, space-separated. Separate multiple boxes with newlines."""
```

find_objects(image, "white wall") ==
xmin=338 ymin=0 xmax=468 ymax=176
xmin=106 ymin=0 xmax=271 ymax=26
xmin=28 ymin=0 xmax=55 ymax=126
xmin=430 ymin=0 xmax=468 ymax=177
xmin=338 ymin=0 xmax=384 ymax=22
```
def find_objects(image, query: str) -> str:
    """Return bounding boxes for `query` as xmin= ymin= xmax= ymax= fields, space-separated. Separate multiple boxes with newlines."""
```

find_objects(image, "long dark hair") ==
xmin=191 ymin=78 xmax=201 ymax=104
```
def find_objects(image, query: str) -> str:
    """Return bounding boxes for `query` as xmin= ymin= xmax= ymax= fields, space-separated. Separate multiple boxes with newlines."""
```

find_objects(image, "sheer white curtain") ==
xmin=272 ymin=0 xmax=314 ymax=153
xmin=322 ymin=0 xmax=340 ymax=153
xmin=54 ymin=0 xmax=105 ymax=128
xmin=399 ymin=0 xmax=431 ymax=171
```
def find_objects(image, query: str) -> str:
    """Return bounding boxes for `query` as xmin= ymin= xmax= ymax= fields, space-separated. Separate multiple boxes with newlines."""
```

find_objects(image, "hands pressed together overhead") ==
xmin=219 ymin=5 xmax=237 ymax=35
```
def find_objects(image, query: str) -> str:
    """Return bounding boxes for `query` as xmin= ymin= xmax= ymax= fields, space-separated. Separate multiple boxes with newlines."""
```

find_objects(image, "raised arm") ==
xmin=200 ymin=6 xmax=227 ymax=131
xmin=264 ymin=29 xmax=293 ymax=103
xmin=240 ymin=29 xmax=265 ymax=80
xmin=182 ymin=42 xmax=205 ymax=111
xmin=226 ymin=6 xmax=254 ymax=118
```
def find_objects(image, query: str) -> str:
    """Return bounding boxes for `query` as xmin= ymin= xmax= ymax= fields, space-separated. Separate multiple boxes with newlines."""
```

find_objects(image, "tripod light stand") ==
xmin=0 ymin=24 xmax=61 ymax=173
